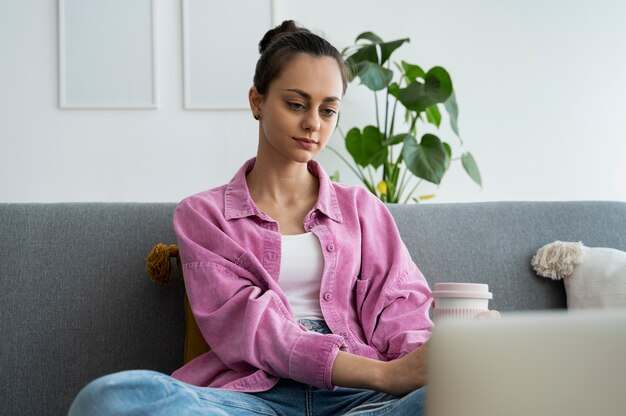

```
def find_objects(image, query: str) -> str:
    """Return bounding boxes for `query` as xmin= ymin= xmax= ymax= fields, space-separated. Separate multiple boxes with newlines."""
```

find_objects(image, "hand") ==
xmin=378 ymin=342 xmax=429 ymax=397
xmin=331 ymin=342 xmax=429 ymax=397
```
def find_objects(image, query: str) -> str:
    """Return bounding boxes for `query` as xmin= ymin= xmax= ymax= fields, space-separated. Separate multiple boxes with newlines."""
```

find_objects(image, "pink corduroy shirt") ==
xmin=171 ymin=158 xmax=433 ymax=392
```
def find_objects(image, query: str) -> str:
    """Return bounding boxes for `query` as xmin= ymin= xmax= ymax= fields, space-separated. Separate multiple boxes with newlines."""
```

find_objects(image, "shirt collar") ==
xmin=224 ymin=157 xmax=343 ymax=223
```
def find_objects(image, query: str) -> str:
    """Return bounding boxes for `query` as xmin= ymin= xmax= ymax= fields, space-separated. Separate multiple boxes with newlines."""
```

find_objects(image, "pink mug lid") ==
xmin=432 ymin=282 xmax=493 ymax=299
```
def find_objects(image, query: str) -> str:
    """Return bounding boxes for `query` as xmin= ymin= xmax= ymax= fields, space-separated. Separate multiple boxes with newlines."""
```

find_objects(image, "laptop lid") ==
xmin=426 ymin=309 xmax=626 ymax=416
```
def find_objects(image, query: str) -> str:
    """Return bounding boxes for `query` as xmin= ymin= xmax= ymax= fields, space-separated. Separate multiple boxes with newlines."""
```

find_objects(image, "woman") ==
xmin=69 ymin=20 xmax=432 ymax=416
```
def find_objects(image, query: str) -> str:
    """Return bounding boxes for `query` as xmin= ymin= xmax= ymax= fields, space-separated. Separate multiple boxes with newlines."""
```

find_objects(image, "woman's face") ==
xmin=251 ymin=53 xmax=344 ymax=165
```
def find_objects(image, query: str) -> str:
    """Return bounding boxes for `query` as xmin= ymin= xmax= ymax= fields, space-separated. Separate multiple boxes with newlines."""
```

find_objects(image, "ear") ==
xmin=248 ymin=86 xmax=263 ymax=117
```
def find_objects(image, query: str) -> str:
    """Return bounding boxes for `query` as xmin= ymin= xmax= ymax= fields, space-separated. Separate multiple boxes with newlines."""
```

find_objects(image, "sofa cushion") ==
xmin=183 ymin=294 xmax=211 ymax=363
xmin=532 ymin=241 xmax=626 ymax=308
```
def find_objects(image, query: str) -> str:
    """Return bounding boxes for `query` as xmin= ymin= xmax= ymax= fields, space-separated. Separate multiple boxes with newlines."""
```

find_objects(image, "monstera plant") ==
xmin=328 ymin=32 xmax=482 ymax=203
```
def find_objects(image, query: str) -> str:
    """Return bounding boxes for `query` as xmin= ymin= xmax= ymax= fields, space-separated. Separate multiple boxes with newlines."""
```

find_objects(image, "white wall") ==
xmin=1 ymin=0 xmax=625 ymax=203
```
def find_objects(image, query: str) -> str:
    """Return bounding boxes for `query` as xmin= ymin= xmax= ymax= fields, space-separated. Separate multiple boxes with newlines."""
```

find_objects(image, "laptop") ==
xmin=425 ymin=309 xmax=626 ymax=416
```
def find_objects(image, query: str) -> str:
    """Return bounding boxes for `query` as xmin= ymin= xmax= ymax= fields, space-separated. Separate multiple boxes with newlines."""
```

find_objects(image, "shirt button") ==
xmin=323 ymin=292 xmax=332 ymax=301
xmin=341 ymin=332 xmax=349 ymax=338
xmin=326 ymin=244 xmax=335 ymax=252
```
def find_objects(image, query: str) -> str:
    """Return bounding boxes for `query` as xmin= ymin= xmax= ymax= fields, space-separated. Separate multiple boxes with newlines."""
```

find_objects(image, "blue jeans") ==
xmin=68 ymin=370 xmax=427 ymax=416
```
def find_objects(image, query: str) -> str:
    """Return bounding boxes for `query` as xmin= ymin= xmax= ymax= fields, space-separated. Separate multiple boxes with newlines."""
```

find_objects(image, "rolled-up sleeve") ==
xmin=174 ymin=197 xmax=345 ymax=390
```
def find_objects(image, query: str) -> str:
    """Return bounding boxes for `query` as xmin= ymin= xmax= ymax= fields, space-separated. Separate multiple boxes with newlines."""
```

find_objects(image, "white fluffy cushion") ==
xmin=531 ymin=241 xmax=626 ymax=309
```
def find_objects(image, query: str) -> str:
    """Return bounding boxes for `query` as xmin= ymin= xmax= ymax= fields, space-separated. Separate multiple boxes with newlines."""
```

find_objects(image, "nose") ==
xmin=302 ymin=110 xmax=321 ymax=132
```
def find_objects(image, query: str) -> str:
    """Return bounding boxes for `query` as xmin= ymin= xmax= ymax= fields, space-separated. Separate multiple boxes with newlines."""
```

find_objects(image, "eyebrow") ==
xmin=281 ymin=88 xmax=341 ymax=103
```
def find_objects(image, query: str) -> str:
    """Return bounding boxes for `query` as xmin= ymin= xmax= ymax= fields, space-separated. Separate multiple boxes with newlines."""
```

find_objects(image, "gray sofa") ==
xmin=1 ymin=201 xmax=625 ymax=416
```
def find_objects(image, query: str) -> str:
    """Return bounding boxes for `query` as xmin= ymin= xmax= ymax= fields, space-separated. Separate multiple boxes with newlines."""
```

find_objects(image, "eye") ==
xmin=321 ymin=108 xmax=338 ymax=117
xmin=288 ymin=102 xmax=305 ymax=111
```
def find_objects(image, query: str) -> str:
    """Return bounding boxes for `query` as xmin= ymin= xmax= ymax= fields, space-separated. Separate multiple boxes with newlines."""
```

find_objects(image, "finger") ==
xmin=476 ymin=310 xmax=501 ymax=319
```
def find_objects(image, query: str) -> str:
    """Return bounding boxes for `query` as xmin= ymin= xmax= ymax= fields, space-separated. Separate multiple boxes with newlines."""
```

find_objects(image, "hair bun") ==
xmin=252 ymin=19 xmax=348 ymax=95
xmin=259 ymin=20 xmax=307 ymax=54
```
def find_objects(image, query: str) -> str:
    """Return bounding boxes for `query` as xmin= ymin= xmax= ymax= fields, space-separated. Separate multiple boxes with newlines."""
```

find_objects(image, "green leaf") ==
xmin=383 ymin=133 xmax=410 ymax=146
xmin=443 ymin=142 xmax=452 ymax=170
xmin=362 ymin=126 xmax=387 ymax=168
xmin=388 ymin=82 xmax=400 ymax=96
xmin=379 ymin=38 xmax=410 ymax=65
xmin=444 ymin=91 xmax=460 ymax=138
xmin=345 ymin=126 xmax=386 ymax=168
xmin=353 ymin=33 xmax=409 ymax=66
xmin=369 ymin=149 xmax=388 ymax=168
xmin=389 ymin=66 xmax=453 ymax=113
xmin=402 ymin=134 xmax=448 ymax=184
xmin=425 ymin=67 xmax=453 ymax=100
xmin=357 ymin=62 xmax=393 ymax=91
xmin=345 ymin=128 xmax=368 ymax=166
xmin=356 ymin=32 xmax=384 ymax=44
xmin=347 ymin=44 xmax=379 ymax=65
xmin=461 ymin=152 xmax=482 ymax=187
xmin=425 ymin=105 xmax=442 ymax=127
xmin=401 ymin=61 xmax=426 ymax=82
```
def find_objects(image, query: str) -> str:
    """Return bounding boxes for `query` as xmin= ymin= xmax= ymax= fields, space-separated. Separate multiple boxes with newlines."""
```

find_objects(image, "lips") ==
xmin=293 ymin=137 xmax=318 ymax=149
xmin=293 ymin=137 xmax=317 ymax=144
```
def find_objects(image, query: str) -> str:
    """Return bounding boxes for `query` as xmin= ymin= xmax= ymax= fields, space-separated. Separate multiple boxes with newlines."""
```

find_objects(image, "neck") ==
xmin=246 ymin=154 xmax=318 ymax=206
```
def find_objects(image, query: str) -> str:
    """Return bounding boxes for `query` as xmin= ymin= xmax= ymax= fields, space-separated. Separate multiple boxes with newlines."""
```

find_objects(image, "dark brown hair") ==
xmin=253 ymin=20 xmax=349 ymax=96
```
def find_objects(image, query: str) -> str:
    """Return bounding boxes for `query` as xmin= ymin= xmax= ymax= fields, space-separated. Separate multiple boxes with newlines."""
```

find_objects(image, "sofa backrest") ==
xmin=1 ymin=201 xmax=625 ymax=416
xmin=388 ymin=201 xmax=626 ymax=312
xmin=1 ymin=203 xmax=185 ymax=416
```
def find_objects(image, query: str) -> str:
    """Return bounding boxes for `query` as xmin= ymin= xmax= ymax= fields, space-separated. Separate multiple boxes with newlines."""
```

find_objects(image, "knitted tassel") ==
xmin=146 ymin=243 xmax=179 ymax=284
xmin=531 ymin=241 xmax=584 ymax=280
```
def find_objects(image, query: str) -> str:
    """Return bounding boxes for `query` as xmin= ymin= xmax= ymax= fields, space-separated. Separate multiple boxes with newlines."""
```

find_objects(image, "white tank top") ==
xmin=279 ymin=232 xmax=324 ymax=321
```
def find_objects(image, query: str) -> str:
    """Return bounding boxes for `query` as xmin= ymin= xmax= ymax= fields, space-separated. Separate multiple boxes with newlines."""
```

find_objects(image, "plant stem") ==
xmin=384 ymin=91 xmax=389 ymax=142
xmin=374 ymin=92 xmax=381 ymax=133
xmin=384 ymin=61 xmax=391 ymax=140
xmin=325 ymin=145 xmax=367 ymax=183
xmin=388 ymin=71 xmax=404 ymax=139
xmin=385 ymin=91 xmax=394 ymax=165
xmin=389 ymin=98 xmax=398 ymax=138
xmin=410 ymin=114 xmax=419 ymax=134
xmin=397 ymin=168 xmax=409 ymax=200
xmin=403 ymin=178 xmax=423 ymax=204
xmin=367 ymin=166 xmax=377 ymax=190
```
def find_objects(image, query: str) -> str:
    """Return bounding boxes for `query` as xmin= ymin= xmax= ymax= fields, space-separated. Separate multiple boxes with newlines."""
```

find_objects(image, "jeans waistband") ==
xmin=298 ymin=319 xmax=331 ymax=334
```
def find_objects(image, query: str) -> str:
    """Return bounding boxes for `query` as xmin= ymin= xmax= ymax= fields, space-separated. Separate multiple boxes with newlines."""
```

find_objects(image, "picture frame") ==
xmin=58 ymin=0 xmax=157 ymax=109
